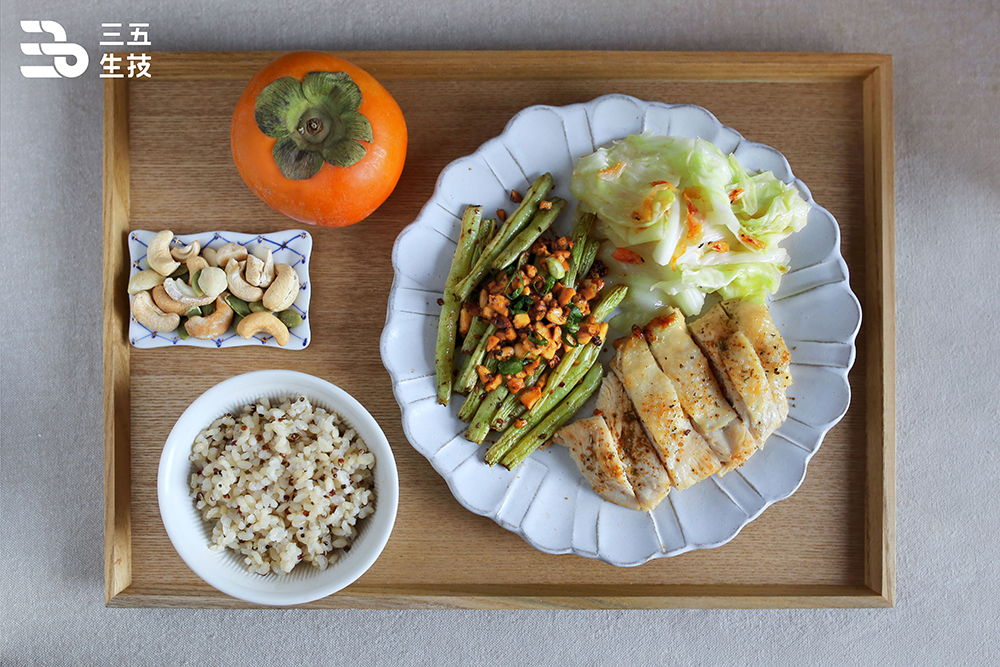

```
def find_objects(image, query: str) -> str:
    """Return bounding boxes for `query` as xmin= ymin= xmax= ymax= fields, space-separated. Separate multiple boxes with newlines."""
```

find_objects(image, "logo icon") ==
xmin=20 ymin=20 xmax=89 ymax=78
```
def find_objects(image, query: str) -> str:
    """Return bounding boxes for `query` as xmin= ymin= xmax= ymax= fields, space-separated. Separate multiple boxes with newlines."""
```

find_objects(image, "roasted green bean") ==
xmin=500 ymin=360 xmax=604 ymax=469
xmin=435 ymin=205 xmax=483 ymax=405
xmin=452 ymin=173 xmax=553 ymax=302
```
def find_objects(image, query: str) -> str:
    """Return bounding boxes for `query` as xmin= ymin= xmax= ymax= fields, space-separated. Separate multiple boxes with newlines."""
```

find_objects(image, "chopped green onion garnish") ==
xmin=545 ymin=257 xmax=566 ymax=280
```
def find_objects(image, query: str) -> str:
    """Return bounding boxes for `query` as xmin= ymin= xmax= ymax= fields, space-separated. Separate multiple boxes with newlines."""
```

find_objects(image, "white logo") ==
xmin=20 ymin=20 xmax=89 ymax=78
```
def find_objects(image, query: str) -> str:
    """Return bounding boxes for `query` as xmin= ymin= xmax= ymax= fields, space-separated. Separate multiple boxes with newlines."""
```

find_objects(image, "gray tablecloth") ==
xmin=2 ymin=0 xmax=997 ymax=664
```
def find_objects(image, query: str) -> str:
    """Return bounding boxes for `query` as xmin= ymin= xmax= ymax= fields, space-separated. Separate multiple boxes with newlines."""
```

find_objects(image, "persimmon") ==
xmin=231 ymin=51 xmax=407 ymax=227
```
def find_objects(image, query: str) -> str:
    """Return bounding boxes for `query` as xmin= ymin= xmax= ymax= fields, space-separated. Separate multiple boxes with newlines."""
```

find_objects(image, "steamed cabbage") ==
xmin=570 ymin=132 xmax=808 ymax=325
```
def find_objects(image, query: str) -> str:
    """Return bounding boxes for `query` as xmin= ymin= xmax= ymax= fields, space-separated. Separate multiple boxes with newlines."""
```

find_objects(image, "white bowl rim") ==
xmin=157 ymin=369 xmax=398 ymax=605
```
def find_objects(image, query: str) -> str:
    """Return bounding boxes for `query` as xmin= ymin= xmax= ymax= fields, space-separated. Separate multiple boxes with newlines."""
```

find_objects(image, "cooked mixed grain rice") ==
xmin=189 ymin=395 xmax=375 ymax=575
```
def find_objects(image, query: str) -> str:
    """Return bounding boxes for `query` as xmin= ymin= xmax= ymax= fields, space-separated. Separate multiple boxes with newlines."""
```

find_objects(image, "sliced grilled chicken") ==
xmin=644 ymin=308 xmax=758 ymax=474
xmin=612 ymin=330 xmax=722 ymax=490
xmin=551 ymin=415 xmax=642 ymax=510
xmin=721 ymin=299 xmax=792 ymax=420
xmin=689 ymin=304 xmax=782 ymax=443
xmin=596 ymin=373 xmax=672 ymax=510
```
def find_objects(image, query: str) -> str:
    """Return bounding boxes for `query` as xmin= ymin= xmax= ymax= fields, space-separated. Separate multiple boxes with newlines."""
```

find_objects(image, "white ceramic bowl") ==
xmin=157 ymin=370 xmax=398 ymax=605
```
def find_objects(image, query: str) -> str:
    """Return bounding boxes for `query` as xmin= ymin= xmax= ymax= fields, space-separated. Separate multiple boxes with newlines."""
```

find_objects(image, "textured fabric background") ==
xmin=2 ymin=1 xmax=997 ymax=664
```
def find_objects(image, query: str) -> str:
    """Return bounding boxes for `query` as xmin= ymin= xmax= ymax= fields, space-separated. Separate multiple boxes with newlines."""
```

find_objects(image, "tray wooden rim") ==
xmin=103 ymin=50 xmax=896 ymax=609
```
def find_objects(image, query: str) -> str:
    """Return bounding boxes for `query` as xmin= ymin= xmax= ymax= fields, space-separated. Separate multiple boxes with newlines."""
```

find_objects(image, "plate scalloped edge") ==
xmin=381 ymin=94 xmax=862 ymax=566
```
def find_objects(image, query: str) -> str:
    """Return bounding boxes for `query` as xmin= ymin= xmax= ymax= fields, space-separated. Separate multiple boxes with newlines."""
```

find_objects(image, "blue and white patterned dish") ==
xmin=128 ymin=229 xmax=312 ymax=349
xmin=380 ymin=95 xmax=862 ymax=566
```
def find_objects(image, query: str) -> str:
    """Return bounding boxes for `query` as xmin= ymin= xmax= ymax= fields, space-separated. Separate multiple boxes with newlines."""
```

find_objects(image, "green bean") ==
xmin=491 ymin=198 xmax=567 ymax=271
xmin=458 ymin=384 xmax=486 ymax=422
xmin=565 ymin=211 xmax=596 ymax=289
xmin=458 ymin=358 xmax=497 ymax=422
xmin=494 ymin=402 xmax=527 ymax=433
xmin=589 ymin=283 xmax=628 ymax=321
xmin=491 ymin=365 xmax=544 ymax=431
xmin=461 ymin=316 xmax=489 ymax=355
xmin=528 ymin=284 xmax=626 ymax=403
xmin=484 ymin=286 xmax=626 ymax=465
xmin=480 ymin=217 xmax=496 ymax=245
xmin=500 ymin=361 xmax=604 ymax=469
xmin=436 ymin=205 xmax=484 ymax=405
xmin=485 ymin=345 xmax=599 ymax=465
xmin=452 ymin=173 xmax=553 ymax=302
xmin=455 ymin=323 xmax=496 ymax=394
xmin=469 ymin=217 xmax=496 ymax=268
xmin=577 ymin=237 xmax=601 ymax=282
xmin=466 ymin=383 xmax=509 ymax=443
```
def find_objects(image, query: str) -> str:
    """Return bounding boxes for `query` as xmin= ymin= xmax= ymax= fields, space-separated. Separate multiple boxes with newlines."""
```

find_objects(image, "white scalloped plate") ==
xmin=128 ymin=229 xmax=312 ymax=349
xmin=380 ymin=95 xmax=862 ymax=566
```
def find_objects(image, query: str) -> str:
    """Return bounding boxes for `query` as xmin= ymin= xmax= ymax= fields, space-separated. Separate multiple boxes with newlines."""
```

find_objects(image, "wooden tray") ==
xmin=103 ymin=51 xmax=895 ymax=608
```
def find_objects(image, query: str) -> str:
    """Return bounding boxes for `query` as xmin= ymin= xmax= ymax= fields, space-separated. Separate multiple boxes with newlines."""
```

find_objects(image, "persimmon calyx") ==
xmin=254 ymin=71 xmax=374 ymax=180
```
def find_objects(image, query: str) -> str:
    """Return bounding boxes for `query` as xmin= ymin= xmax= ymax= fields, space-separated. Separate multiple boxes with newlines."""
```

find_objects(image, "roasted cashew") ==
xmin=186 ymin=255 xmax=209 ymax=277
xmin=236 ymin=311 xmax=289 ymax=346
xmin=131 ymin=290 xmax=180 ymax=332
xmin=163 ymin=277 xmax=215 ymax=306
xmin=225 ymin=258 xmax=263 ymax=302
xmin=252 ymin=246 xmax=275 ymax=287
xmin=215 ymin=242 xmax=248 ymax=268
xmin=147 ymin=230 xmax=180 ymax=276
xmin=151 ymin=284 xmax=194 ymax=315
xmin=201 ymin=247 xmax=218 ymax=267
xmin=244 ymin=254 xmax=266 ymax=287
xmin=262 ymin=264 xmax=300 ymax=312
xmin=127 ymin=269 xmax=165 ymax=295
xmin=171 ymin=240 xmax=201 ymax=262
xmin=184 ymin=295 xmax=233 ymax=340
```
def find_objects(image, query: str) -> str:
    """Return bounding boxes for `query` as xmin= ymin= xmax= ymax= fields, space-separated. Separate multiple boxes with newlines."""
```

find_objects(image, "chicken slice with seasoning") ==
xmin=596 ymin=372 xmax=672 ymax=510
xmin=612 ymin=329 xmax=722 ymax=490
xmin=551 ymin=415 xmax=642 ymax=511
xmin=644 ymin=307 xmax=758 ymax=474
xmin=721 ymin=299 xmax=792 ymax=420
xmin=689 ymin=303 xmax=782 ymax=443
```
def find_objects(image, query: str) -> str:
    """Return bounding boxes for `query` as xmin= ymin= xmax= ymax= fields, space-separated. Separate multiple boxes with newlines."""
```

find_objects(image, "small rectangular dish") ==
xmin=127 ymin=229 xmax=312 ymax=349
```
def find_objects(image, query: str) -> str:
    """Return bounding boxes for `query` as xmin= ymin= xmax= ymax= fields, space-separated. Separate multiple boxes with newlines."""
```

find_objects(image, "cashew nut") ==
xmin=201 ymin=247 xmax=218 ymax=267
xmin=147 ymin=230 xmax=180 ymax=276
xmin=163 ymin=277 xmax=215 ymax=306
xmin=252 ymin=246 xmax=276 ymax=287
xmin=236 ymin=311 xmax=290 ymax=346
xmin=184 ymin=295 xmax=234 ymax=340
xmin=127 ymin=269 xmax=165 ymax=295
xmin=244 ymin=254 xmax=266 ymax=287
xmin=131 ymin=290 xmax=180 ymax=332
xmin=215 ymin=242 xmax=248 ymax=268
xmin=152 ymin=284 xmax=195 ymax=315
xmin=225 ymin=258 xmax=264 ymax=302
xmin=186 ymin=255 xmax=209 ymax=277
xmin=197 ymin=266 xmax=228 ymax=299
xmin=171 ymin=240 xmax=201 ymax=262
xmin=262 ymin=264 xmax=300 ymax=312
